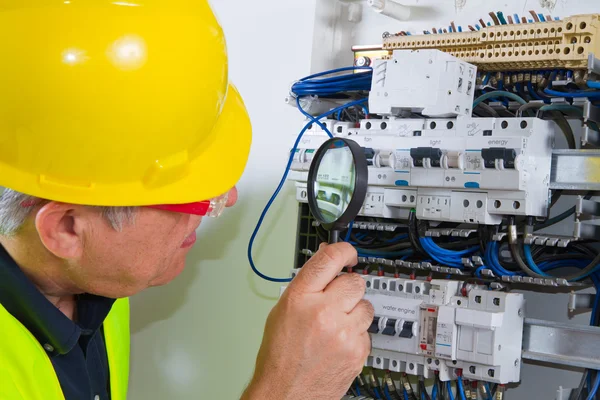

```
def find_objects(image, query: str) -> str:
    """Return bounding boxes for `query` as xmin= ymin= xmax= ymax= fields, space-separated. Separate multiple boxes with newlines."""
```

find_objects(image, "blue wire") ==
xmin=344 ymin=220 xmax=354 ymax=242
xmin=523 ymin=245 xmax=550 ymax=277
xmin=291 ymin=66 xmax=373 ymax=97
xmin=475 ymin=24 xmax=481 ymax=30
xmin=373 ymin=387 xmax=382 ymax=399
xmin=447 ymin=382 xmax=455 ymax=400
xmin=386 ymin=234 xmax=409 ymax=244
xmin=544 ymin=88 xmax=600 ymax=99
xmin=538 ymin=13 xmax=546 ymax=22
xmin=404 ymin=388 xmax=410 ymax=400
xmin=383 ymin=386 xmax=393 ymax=400
xmin=527 ymin=81 xmax=551 ymax=103
xmin=482 ymin=72 xmax=491 ymax=85
xmin=247 ymin=98 xmax=368 ymax=282
xmin=421 ymin=391 xmax=426 ymax=400
xmin=483 ymin=383 xmax=493 ymax=400
xmin=475 ymin=265 xmax=486 ymax=278
xmin=588 ymin=81 xmax=600 ymax=90
xmin=355 ymin=384 xmax=362 ymax=396
xmin=514 ymin=13 xmax=520 ymax=23
xmin=587 ymin=373 xmax=600 ymax=400
xmin=457 ymin=377 xmax=468 ymax=400
xmin=432 ymin=383 xmax=438 ymax=400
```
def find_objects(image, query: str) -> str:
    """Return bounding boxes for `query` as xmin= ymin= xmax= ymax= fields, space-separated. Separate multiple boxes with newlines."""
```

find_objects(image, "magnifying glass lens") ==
xmin=314 ymin=142 xmax=357 ymax=223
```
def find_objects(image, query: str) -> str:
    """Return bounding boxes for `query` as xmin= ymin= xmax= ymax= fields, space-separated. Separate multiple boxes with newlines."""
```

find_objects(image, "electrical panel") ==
xmin=277 ymin=8 xmax=600 ymax=399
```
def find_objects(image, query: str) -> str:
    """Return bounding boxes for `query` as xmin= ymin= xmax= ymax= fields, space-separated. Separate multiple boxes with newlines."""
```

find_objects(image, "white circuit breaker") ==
xmin=284 ymin=271 xmax=525 ymax=384
xmin=288 ymin=116 xmax=558 ymax=224
xmin=369 ymin=50 xmax=477 ymax=118
xmin=362 ymin=275 xmax=524 ymax=384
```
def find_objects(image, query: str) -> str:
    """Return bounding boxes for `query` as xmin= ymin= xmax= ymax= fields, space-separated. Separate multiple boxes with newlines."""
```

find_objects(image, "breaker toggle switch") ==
xmin=410 ymin=147 xmax=442 ymax=168
xmin=399 ymin=321 xmax=414 ymax=338
xmin=381 ymin=318 xmax=398 ymax=336
xmin=368 ymin=316 xmax=381 ymax=334
xmin=481 ymin=148 xmax=516 ymax=170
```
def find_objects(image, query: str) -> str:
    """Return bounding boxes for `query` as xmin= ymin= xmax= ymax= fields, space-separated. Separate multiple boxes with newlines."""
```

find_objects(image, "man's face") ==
xmin=69 ymin=188 xmax=237 ymax=298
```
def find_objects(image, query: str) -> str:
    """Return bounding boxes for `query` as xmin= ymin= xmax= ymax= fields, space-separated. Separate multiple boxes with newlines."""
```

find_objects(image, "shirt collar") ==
xmin=0 ymin=245 xmax=115 ymax=356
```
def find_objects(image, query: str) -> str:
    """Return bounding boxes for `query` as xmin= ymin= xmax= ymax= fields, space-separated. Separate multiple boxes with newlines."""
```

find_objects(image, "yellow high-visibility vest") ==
xmin=0 ymin=298 xmax=130 ymax=399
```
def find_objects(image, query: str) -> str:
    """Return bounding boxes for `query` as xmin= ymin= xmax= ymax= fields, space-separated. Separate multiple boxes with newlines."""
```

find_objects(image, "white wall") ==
xmin=130 ymin=0 xmax=600 ymax=399
xmin=128 ymin=1 xmax=317 ymax=398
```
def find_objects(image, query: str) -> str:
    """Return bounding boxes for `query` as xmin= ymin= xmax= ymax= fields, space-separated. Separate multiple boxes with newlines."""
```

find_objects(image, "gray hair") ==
xmin=0 ymin=188 xmax=137 ymax=236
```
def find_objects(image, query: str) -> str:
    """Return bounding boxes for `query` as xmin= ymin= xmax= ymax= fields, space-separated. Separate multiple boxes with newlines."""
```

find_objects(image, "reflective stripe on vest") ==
xmin=0 ymin=298 xmax=130 ymax=400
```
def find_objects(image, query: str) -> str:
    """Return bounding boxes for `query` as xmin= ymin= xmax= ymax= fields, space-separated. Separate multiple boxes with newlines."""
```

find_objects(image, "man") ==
xmin=0 ymin=1 xmax=374 ymax=400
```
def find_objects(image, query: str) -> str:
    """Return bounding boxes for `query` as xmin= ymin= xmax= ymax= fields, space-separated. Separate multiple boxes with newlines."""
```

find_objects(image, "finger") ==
xmin=360 ymin=331 xmax=372 ymax=361
xmin=348 ymin=299 xmax=375 ymax=333
xmin=324 ymin=273 xmax=366 ymax=313
xmin=290 ymin=242 xmax=358 ymax=294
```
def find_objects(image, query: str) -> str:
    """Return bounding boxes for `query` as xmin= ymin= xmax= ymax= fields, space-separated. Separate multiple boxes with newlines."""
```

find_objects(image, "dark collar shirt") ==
xmin=0 ymin=245 xmax=116 ymax=400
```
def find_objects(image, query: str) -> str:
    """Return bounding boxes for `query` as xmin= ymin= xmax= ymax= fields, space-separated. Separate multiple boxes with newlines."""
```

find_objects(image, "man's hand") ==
xmin=242 ymin=242 xmax=374 ymax=400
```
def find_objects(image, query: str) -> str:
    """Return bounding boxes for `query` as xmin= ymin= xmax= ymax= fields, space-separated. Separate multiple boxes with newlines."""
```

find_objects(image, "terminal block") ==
xmin=379 ymin=14 xmax=600 ymax=72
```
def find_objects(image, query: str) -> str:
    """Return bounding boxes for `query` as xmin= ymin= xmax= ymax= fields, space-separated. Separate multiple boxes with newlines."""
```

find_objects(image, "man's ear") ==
xmin=35 ymin=202 xmax=88 ymax=259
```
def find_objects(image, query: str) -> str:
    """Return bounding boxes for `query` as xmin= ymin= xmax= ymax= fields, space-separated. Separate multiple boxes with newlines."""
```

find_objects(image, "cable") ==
xmin=588 ymin=81 xmax=600 ymax=90
xmin=539 ymin=104 xmax=584 ymax=116
xmin=474 ymin=103 xmax=500 ymax=117
xmin=345 ymin=220 xmax=355 ymax=242
xmin=447 ymin=382 xmax=455 ymax=400
xmin=519 ymin=242 xmax=600 ymax=281
xmin=420 ymin=237 xmax=478 ymax=269
xmin=535 ymin=206 xmax=576 ymax=230
xmin=247 ymin=98 xmax=368 ymax=282
xmin=473 ymin=91 xmax=527 ymax=108
xmin=527 ymin=81 xmax=551 ymax=103
xmin=384 ymin=386 xmax=394 ymax=400
xmin=544 ymin=88 xmax=600 ymax=99
xmin=291 ymin=66 xmax=373 ymax=98
xmin=586 ymin=373 xmax=600 ymax=400
xmin=457 ymin=377 xmax=467 ymax=400
xmin=516 ymin=101 xmax=544 ymax=117
xmin=408 ymin=209 xmax=426 ymax=255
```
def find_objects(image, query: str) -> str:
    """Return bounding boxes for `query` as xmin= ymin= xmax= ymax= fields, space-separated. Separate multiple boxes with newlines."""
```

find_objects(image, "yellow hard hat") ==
xmin=0 ymin=0 xmax=252 ymax=206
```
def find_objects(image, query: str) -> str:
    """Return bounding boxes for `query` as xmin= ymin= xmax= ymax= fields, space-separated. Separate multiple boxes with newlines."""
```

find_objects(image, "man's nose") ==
xmin=226 ymin=187 xmax=238 ymax=207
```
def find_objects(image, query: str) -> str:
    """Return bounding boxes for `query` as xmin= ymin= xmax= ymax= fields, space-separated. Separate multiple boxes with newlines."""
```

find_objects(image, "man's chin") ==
xmin=150 ymin=261 xmax=187 ymax=287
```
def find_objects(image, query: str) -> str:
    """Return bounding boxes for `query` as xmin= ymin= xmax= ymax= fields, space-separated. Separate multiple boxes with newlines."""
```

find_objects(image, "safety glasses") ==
xmin=146 ymin=193 xmax=229 ymax=218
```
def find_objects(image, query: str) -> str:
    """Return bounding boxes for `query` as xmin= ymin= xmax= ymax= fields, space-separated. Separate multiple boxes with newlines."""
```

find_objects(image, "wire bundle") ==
xmin=290 ymin=66 xmax=373 ymax=98
xmin=420 ymin=237 xmax=479 ymax=269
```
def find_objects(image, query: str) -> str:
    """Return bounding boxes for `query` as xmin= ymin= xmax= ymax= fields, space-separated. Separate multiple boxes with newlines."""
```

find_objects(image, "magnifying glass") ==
xmin=307 ymin=137 xmax=369 ymax=244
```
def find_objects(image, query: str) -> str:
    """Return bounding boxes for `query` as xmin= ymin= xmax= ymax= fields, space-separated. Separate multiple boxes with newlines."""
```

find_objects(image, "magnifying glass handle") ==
xmin=329 ymin=230 xmax=340 ymax=244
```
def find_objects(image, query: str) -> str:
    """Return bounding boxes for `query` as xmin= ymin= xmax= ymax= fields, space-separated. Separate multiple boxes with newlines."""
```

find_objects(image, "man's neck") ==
xmin=0 ymin=236 xmax=80 ymax=320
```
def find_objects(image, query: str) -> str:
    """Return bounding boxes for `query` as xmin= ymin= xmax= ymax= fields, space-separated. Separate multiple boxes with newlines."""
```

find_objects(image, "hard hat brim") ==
xmin=0 ymin=84 xmax=252 ymax=206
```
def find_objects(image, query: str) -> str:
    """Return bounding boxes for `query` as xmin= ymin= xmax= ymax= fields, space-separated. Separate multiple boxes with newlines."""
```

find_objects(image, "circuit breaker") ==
xmin=369 ymin=50 xmax=477 ymax=118
xmin=288 ymin=115 xmax=557 ymax=225
xmin=363 ymin=275 xmax=524 ymax=384
xmin=284 ymin=271 xmax=525 ymax=384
